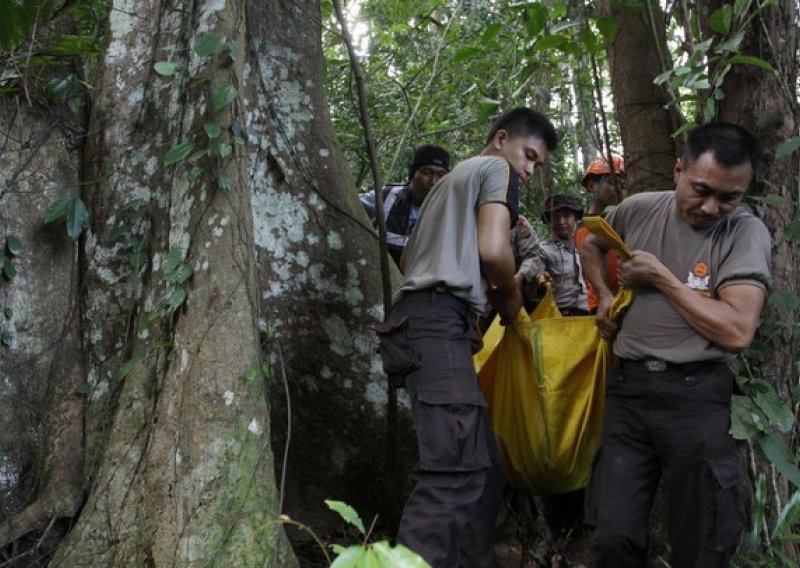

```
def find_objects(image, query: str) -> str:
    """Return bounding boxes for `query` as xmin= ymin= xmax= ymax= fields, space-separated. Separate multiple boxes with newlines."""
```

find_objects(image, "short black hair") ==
xmin=682 ymin=122 xmax=761 ymax=172
xmin=485 ymin=107 xmax=559 ymax=151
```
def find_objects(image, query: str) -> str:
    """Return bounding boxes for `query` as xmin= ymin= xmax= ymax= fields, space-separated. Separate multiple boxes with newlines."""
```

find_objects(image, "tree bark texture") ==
xmin=598 ymin=0 xmax=681 ymax=193
xmin=1 ymin=0 xmax=394 ymax=565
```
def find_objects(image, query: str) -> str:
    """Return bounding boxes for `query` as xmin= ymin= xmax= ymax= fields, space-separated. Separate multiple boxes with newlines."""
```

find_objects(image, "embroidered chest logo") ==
xmin=686 ymin=262 xmax=711 ymax=296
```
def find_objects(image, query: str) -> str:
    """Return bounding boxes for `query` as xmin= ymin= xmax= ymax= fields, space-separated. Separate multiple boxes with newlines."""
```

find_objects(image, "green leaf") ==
xmin=653 ymin=69 xmax=673 ymax=85
xmin=783 ymin=219 xmax=800 ymax=243
xmin=775 ymin=136 xmax=800 ymax=160
xmin=163 ymin=142 xmax=195 ymax=166
xmin=772 ymin=490 xmax=800 ymax=538
xmin=162 ymin=248 xmax=183 ymax=275
xmin=704 ymin=97 xmax=716 ymax=121
xmin=3 ymin=259 xmax=16 ymax=279
xmin=3 ymin=308 xmax=12 ymax=319
xmin=753 ymin=387 xmax=794 ymax=433
xmin=526 ymin=4 xmax=547 ymax=37
xmin=244 ymin=367 xmax=259 ymax=382
xmin=117 ymin=355 xmax=143 ymax=380
xmin=531 ymin=34 xmax=567 ymax=52
xmin=758 ymin=433 xmax=800 ymax=487
xmin=194 ymin=33 xmax=226 ymax=57
xmin=166 ymin=287 xmax=187 ymax=311
xmin=44 ymin=196 xmax=73 ymax=224
xmin=730 ymin=395 xmax=766 ymax=439
xmin=481 ymin=22 xmax=502 ymax=44
xmin=715 ymin=30 xmax=745 ymax=54
xmin=330 ymin=544 xmax=347 ymax=555
xmin=218 ymin=143 xmax=232 ymax=158
xmin=75 ymin=383 xmax=91 ymax=395
xmin=154 ymin=61 xmax=178 ymax=76
xmin=330 ymin=545 xmax=364 ymax=567
xmin=230 ymin=122 xmax=247 ymax=142
xmin=173 ymin=263 xmax=193 ymax=283
xmin=727 ymin=55 xmax=774 ymax=72
xmin=204 ymin=122 xmax=222 ymax=139
xmin=261 ymin=362 xmax=273 ymax=380
xmin=218 ymin=173 xmax=233 ymax=190
xmin=5 ymin=235 xmax=21 ymax=256
xmin=749 ymin=194 xmax=785 ymax=206
xmin=0 ymin=334 xmax=12 ymax=347
xmin=66 ymin=197 xmax=89 ymax=240
xmin=596 ymin=17 xmax=618 ymax=43
xmin=709 ymin=5 xmax=733 ymax=34
xmin=579 ymin=27 xmax=597 ymax=52
xmin=371 ymin=541 xmax=430 ymax=566
xmin=211 ymin=85 xmax=237 ymax=112
xmin=325 ymin=500 xmax=365 ymax=534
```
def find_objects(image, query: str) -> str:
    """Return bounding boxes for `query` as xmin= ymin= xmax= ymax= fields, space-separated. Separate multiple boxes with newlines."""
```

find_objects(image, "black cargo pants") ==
xmin=585 ymin=359 xmax=747 ymax=568
xmin=377 ymin=289 xmax=503 ymax=568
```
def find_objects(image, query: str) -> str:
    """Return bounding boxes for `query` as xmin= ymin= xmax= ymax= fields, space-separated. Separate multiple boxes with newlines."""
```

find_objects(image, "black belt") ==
xmin=618 ymin=358 xmax=721 ymax=373
xmin=399 ymin=287 xmax=472 ymax=317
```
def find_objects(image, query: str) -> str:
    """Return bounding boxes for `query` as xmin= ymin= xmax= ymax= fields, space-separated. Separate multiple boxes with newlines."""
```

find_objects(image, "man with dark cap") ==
xmin=518 ymin=193 xmax=589 ymax=315
xmin=377 ymin=108 xmax=558 ymax=567
xmin=361 ymin=144 xmax=450 ymax=266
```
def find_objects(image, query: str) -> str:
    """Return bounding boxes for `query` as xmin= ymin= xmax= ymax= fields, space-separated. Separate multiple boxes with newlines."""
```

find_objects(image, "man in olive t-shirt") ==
xmin=378 ymin=108 xmax=558 ymax=568
xmin=581 ymin=123 xmax=770 ymax=568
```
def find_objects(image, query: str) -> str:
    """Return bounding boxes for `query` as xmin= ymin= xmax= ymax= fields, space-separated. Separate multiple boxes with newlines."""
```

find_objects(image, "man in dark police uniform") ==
xmin=377 ymin=108 xmax=558 ymax=567
xmin=581 ymin=122 xmax=771 ymax=568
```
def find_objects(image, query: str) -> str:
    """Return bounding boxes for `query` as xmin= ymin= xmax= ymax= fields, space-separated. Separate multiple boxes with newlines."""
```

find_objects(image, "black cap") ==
xmin=408 ymin=145 xmax=450 ymax=180
xmin=541 ymin=193 xmax=584 ymax=222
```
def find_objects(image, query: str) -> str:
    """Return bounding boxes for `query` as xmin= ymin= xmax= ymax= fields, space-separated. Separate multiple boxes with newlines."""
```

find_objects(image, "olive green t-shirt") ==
xmin=397 ymin=156 xmax=520 ymax=314
xmin=607 ymin=191 xmax=771 ymax=363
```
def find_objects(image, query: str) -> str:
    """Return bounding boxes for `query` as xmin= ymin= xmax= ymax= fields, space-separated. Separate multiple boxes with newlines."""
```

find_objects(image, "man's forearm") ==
xmin=580 ymin=235 xmax=613 ymax=301
xmin=652 ymin=270 xmax=764 ymax=352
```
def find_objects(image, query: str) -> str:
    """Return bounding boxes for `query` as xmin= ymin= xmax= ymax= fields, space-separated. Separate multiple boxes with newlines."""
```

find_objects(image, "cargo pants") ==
xmin=585 ymin=359 xmax=747 ymax=568
xmin=377 ymin=289 xmax=503 ymax=568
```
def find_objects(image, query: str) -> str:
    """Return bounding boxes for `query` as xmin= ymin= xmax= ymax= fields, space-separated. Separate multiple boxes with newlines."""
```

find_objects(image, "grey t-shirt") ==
xmin=607 ymin=191 xmax=771 ymax=363
xmin=397 ymin=155 xmax=520 ymax=314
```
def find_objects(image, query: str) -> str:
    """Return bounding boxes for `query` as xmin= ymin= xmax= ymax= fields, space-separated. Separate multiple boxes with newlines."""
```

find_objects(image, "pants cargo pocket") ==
xmin=375 ymin=314 xmax=420 ymax=378
xmin=708 ymin=453 xmax=746 ymax=552
xmin=411 ymin=389 xmax=491 ymax=473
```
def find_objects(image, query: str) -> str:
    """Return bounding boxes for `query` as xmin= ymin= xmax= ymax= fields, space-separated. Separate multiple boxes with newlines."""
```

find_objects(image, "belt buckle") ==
xmin=644 ymin=359 xmax=667 ymax=372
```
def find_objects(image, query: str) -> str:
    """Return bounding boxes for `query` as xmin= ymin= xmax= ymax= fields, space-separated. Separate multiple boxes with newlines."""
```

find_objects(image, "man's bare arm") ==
xmin=619 ymin=250 xmax=765 ymax=351
xmin=478 ymin=203 xmax=522 ymax=323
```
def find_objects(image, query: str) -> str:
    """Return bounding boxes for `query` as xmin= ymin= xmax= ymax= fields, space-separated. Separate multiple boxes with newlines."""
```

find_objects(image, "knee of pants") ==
xmin=592 ymin=526 xmax=648 ymax=567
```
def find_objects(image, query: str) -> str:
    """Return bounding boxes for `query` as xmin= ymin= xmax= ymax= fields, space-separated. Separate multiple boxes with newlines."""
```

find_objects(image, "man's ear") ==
xmin=673 ymin=158 xmax=683 ymax=185
xmin=492 ymin=129 xmax=508 ymax=150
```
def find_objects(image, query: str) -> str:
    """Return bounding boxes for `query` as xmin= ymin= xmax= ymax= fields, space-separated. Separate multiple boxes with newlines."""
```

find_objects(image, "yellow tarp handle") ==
xmin=581 ymin=216 xmax=632 ymax=260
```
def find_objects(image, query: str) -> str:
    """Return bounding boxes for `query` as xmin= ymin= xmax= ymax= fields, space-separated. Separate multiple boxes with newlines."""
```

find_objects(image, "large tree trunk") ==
xmin=701 ymin=0 xmax=799 ymax=561
xmin=1 ymin=0 xmax=391 ymax=564
xmin=598 ymin=0 xmax=680 ymax=193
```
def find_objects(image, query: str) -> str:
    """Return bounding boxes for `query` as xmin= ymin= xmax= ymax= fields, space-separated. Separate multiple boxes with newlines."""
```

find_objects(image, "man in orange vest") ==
xmin=574 ymin=155 xmax=625 ymax=312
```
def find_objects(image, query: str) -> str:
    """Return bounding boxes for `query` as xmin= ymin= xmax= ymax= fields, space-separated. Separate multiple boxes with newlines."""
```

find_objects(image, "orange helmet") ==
xmin=581 ymin=155 xmax=625 ymax=188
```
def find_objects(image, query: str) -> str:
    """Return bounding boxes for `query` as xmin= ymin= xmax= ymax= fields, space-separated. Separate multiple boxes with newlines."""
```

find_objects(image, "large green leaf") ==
xmin=730 ymin=395 xmax=766 ymax=439
xmin=752 ymin=388 xmax=794 ymax=433
xmin=117 ymin=355 xmax=143 ymax=380
xmin=154 ymin=61 xmax=179 ymax=76
xmin=758 ymin=433 xmax=800 ymax=487
xmin=325 ymin=500 xmax=365 ymax=534
xmin=772 ymin=490 xmax=800 ymax=538
xmin=194 ymin=33 xmax=226 ymax=57
xmin=44 ymin=195 xmax=89 ymax=240
xmin=775 ymin=136 xmax=800 ymax=160
xmin=709 ymin=5 xmax=733 ymax=35
xmin=596 ymin=17 xmax=618 ymax=43
xmin=727 ymin=55 xmax=774 ymax=72
xmin=162 ymin=248 xmax=183 ymax=275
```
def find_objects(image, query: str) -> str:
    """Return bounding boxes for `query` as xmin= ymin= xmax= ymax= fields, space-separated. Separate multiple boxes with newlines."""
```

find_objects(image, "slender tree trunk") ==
xmin=598 ymin=0 xmax=681 ymax=193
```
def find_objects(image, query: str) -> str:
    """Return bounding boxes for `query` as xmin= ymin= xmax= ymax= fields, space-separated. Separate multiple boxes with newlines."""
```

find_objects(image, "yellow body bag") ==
xmin=474 ymin=217 xmax=632 ymax=495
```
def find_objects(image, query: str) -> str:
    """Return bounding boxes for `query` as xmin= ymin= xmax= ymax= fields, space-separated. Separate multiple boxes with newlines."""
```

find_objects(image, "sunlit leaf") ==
xmin=752 ymin=387 xmax=794 ymax=433
xmin=325 ymin=500 xmax=365 ymax=534
xmin=730 ymin=395 xmax=765 ymax=439
xmin=482 ymin=22 xmax=502 ymax=44
xmin=772 ymin=490 xmax=800 ymax=538
xmin=330 ymin=545 xmax=364 ymax=568
xmin=154 ymin=61 xmax=178 ymax=76
xmin=596 ymin=17 xmax=618 ymax=43
xmin=173 ymin=263 xmax=193 ymax=283
xmin=218 ymin=143 xmax=233 ymax=158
